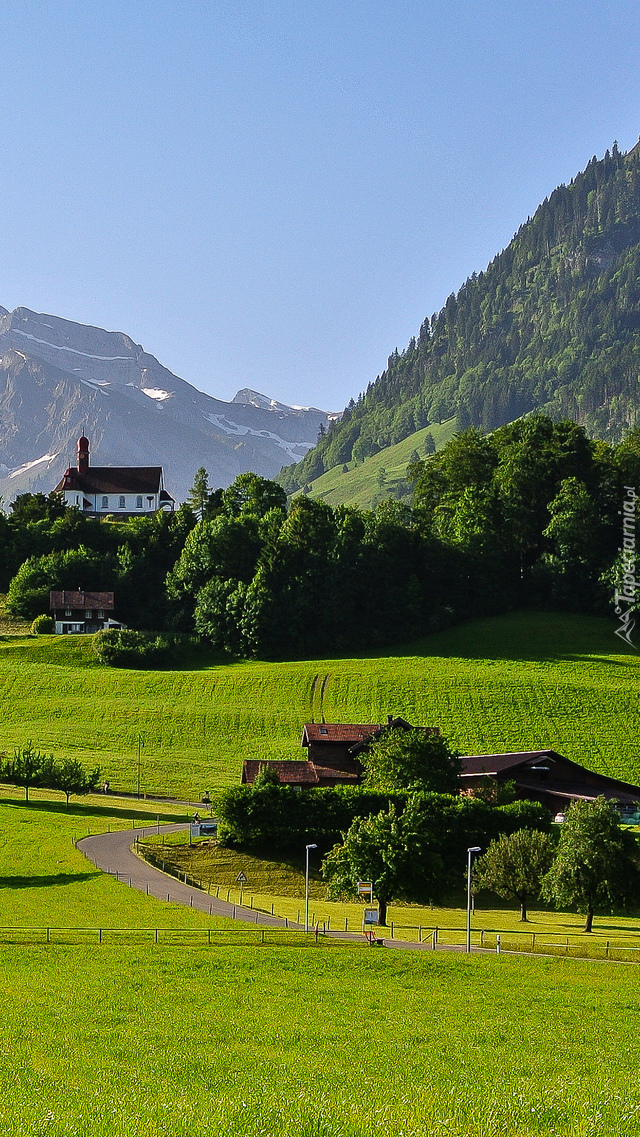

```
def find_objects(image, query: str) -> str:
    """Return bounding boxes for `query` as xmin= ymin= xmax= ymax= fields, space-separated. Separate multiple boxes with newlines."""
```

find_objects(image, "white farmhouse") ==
xmin=54 ymin=435 xmax=174 ymax=516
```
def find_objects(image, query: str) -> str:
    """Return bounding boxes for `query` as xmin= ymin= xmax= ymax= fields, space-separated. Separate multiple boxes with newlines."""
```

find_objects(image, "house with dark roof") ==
xmin=241 ymin=717 xmax=438 ymax=788
xmin=49 ymin=590 xmax=125 ymax=635
xmin=460 ymin=750 xmax=640 ymax=817
xmin=54 ymin=435 xmax=174 ymax=517
xmin=241 ymin=721 xmax=640 ymax=816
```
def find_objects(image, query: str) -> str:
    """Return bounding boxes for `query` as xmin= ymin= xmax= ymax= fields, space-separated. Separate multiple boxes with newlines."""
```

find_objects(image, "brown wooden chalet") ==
xmin=241 ymin=716 xmax=438 ymax=789
xmin=49 ymin=590 xmax=124 ymax=635
xmin=460 ymin=750 xmax=640 ymax=817
xmin=54 ymin=435 xmax=174 ymax=517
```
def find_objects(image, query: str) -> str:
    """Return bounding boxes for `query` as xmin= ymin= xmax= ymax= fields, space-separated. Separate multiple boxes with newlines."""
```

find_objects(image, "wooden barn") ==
xmin=241 ymin=716 xmax=436 ymax=789
xmin=460 ymin=750 xmax=640 ymax=818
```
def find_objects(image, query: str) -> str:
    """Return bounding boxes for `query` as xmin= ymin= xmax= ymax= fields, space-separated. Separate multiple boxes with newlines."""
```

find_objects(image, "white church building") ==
xmin=54 ymin=435 xmax=174 ymax=517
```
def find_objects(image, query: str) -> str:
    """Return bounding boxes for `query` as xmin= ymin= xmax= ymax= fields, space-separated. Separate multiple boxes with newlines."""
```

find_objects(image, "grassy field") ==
xmin=3 ymin=941 xmax=640 ymax=1135
xmin=301 ymin=417 xmax=458 ymax=508
xmin=3 ymin=782 xmax=640 ymax=1133
xmin=0 ymin=791 xmax=220 ymax=930
xmin=1 ymin=608 xmax=638 ymax=1135
xmin=0 ymin=610 xmax=638 ymax=798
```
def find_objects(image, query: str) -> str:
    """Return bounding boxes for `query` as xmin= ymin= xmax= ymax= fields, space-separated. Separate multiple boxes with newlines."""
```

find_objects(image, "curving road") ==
xmin=78 ymin=824 xmax=446 ymax=951
xmin=78 ymin=823 xmax=287 ymax=927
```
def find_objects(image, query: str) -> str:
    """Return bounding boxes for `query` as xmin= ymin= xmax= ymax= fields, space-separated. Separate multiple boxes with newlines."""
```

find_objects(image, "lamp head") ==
xmin=468 ymin=846 xmax=481 ymax=853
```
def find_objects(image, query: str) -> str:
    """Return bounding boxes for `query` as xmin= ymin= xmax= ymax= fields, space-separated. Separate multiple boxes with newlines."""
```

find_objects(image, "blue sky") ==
xmin=1 ymin=1 xmax=640 ymax=410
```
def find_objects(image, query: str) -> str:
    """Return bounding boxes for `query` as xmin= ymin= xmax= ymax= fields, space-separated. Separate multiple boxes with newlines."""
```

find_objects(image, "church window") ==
xmin=101 ymin=496 xmax=109 ymax=509
xmin=136 ymin=495 xmax=143 ymax=508
xmin=119 ymin=495 xmax=125 ymax=509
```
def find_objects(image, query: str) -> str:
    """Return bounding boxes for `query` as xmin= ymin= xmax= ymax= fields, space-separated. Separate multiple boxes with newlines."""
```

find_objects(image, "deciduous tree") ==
xmin=362 ymin=728 xmax=461 ymax=795
xmin=52 ymin=758 xmax=101 ymax=807
xmin=322 ymin=804 xmax=443 ymax=925
xmin=474 ymin=828 xmax=555 ymax=921
xmin=542 ymin=797 xmax=640 ymax=931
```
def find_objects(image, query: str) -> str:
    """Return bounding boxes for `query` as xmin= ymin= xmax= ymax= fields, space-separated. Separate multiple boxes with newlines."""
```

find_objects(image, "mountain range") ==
xmin=281 ymin=140 xmax=640 ymax=496
xmin=0 ymin=307 xmax=337 ymax=506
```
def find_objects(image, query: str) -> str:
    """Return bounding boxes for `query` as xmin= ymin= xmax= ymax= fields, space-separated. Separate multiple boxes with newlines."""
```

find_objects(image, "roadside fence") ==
xmin=0 ymin=926 xmax=339 ymax=948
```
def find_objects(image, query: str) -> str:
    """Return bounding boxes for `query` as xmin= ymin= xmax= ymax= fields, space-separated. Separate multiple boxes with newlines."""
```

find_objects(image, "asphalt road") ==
xmin=77 ymin=824 xmax=447 ymax=951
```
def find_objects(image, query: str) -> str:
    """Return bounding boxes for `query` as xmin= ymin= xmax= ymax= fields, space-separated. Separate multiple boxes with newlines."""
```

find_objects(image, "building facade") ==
xmin=54 ymin=435 xmax=174 ymax=517
xmin=49 ymin=590 xmax=124 ymax=635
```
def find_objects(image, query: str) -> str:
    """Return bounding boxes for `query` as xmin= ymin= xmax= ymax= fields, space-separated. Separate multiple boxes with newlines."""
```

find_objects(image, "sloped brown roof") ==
xmin=241 ymin=757 xmax=363 ymax=786
xmin=242 ymin=760 xmax=319 ymax=786
xmin=302 ymin=723 xmax=382 ymax=745
xmin=55 ymin=466 xmax=167 ymax=495
xmin=311 ymin=764 xmax=360 ymax=782
xmin=460 ymin=751 xmax=563 ymax=776
xmin=49 ymin=590 xmax=115 ymax=610
xmin=460 ymin=750 xmax=640 ymax=800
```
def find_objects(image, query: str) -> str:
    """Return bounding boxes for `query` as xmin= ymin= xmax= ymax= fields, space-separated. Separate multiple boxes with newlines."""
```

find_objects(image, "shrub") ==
xmin=31 ymin=614 xmax=55 ymax=635
xmin=93 ymin=628 xmax=202 ymax=669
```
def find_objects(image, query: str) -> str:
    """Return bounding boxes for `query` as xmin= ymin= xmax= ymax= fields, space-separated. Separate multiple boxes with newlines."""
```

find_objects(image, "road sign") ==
xmin=357 ymin=881 xmax=373 ymax=898
xmin=235 ymin=871 xmax=247 ymax=884
xmin=363 ymin=908 xmax=379 ymax=925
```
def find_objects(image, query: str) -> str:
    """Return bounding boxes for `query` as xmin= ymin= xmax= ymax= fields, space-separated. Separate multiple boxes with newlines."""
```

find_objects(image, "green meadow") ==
xmin=3 ymin=937 xmax=640 ymax=1135
xmin=0 ymin=610 xmax=638 ymax=798
xmin=2 ymin=775 xmax=640 ymax=1134
xmin=302 ymin=417 xmax=458 ymax=508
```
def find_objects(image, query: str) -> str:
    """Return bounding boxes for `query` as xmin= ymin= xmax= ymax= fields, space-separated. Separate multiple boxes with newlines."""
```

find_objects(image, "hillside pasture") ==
xmin=0 ymin=611 xmax=637 ymax=798
xmin=302 ymin=417 xmax=457 ymax=508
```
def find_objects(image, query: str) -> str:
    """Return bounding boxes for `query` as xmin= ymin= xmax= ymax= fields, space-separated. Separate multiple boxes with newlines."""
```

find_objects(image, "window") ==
xmin=136 ymin=495 xmax=143 ymax=508
xmin=65 ymin=609 xmax=72 ymax=617
xmin=119 ymin=495 xmax=125 ymax=509
xmin=101 ymin=496 xmax=109 ymax=509
xmin=97 ymin=610 xmax=104 ymax=619
xmin=85 ymin=611 xmax=92 ymax=619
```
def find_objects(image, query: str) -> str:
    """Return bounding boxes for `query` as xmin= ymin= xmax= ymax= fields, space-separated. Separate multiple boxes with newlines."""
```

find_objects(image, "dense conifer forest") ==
xmin=280 ymin=141 xmax=640 ymax=493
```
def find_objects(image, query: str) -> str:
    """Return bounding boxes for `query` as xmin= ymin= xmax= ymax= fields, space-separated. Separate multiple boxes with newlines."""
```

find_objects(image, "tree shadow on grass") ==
xmin=0 ymin=797 xmax=186 ymax=825
xmin=0 ymin=871 xmax=101 ymax=889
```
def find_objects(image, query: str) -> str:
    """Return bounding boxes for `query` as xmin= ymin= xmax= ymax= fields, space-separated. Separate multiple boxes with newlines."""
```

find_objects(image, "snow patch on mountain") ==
xmin=11 ymin=329 xmax=130 ymax=361
xmin=141 ymin=388 xmax=173 ymax=401
xmin=206 ymin=413 xmax=315 ymax=460
xmin=9 ymin=454 xmax=58 ymax=479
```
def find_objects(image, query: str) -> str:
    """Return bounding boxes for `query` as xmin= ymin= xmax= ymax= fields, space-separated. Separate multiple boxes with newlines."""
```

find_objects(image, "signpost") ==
xmin=236 ymin=870 xmax=247 ymax=906
xmin=357 ymin=881 xmax=373 ymax=901
xmin=362 ymin=906 xmax=380 ymax=943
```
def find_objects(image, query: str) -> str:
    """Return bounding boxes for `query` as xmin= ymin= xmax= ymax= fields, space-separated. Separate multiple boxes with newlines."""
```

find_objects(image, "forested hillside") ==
xmin=5 ymin=418 xmax=639 ymax=659
xmin=281 ymin=141 xmax=640 ymax=492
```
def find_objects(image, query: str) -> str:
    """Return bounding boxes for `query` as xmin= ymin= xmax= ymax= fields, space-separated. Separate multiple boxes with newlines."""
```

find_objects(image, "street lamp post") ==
xmin=466 ymin=846 xmax=481 ymax=953
xmin=137 ymin=735 xmax=144 ymax=799
xmin=305 ymin=843 xmax=317 ymax=933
